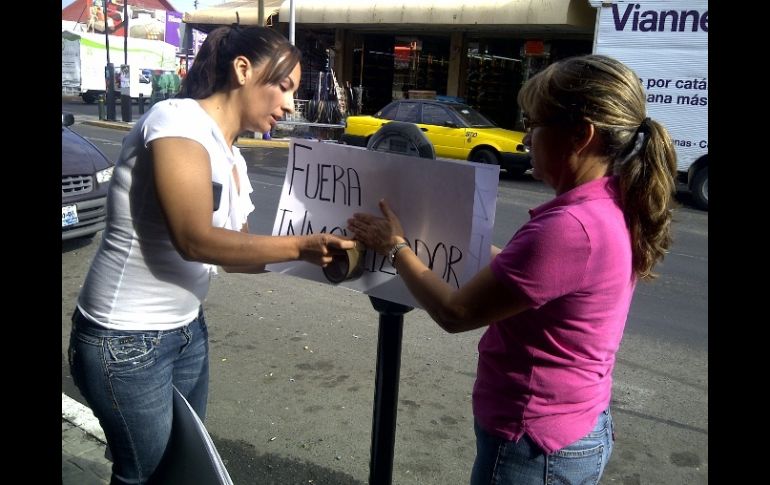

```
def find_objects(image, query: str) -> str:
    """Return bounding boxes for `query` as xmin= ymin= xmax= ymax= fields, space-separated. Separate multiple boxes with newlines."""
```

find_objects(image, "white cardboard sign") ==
xmin=267 ymin=139 xmax=499 ymax=309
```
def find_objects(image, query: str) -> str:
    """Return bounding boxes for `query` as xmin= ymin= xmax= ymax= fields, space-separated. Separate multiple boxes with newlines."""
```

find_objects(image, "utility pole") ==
xmin=120 ymin=0 xmax=131 ymax=122
xmin=104 ymin=0 xmax=116 ymax=121
xmin=123 ymin=0 xmax=128 ymax=65
xmin=289 ymin=0 xmax=295 ymax=45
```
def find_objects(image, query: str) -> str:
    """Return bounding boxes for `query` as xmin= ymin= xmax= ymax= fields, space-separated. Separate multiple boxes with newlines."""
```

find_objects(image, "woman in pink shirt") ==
xmin=348 ymin=54 xmax=677 ymax=484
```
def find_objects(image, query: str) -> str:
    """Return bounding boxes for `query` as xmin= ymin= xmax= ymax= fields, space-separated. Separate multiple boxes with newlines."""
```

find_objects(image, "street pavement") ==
xmin=62 ymin=115 xmax=708 ymax=484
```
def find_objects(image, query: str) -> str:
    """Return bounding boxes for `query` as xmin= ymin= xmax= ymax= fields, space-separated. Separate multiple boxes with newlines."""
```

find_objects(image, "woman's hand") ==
xmin=298 ymin=234 xmax=355 ymax=266
xmin=347 ymin=199 xmax=405 ymax=255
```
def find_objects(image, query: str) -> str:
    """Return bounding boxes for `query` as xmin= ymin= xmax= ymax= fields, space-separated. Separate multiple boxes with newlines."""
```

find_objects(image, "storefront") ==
xmin=275 ymin=0 xmax=596 ymax=129
xmin=181 ymin=0 xmax=596 ymax=130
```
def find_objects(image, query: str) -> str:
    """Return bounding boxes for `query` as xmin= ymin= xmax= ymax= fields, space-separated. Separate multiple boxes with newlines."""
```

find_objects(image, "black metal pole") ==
xmin=104 ymin=1 xmax=116 ymax=121
xmin=120 ymin=0 xmax=131 ymax=122
xmin=97 ymin=94 xmax=105 ymax=120
xmin=123 ymin=0 xmax=128 ymax=65
xmin=368 ymin=296 xmax=412 ymax=485
xmin=105 ymin=63 xmax=116 ymax=121
xmin=104 ymin=0 xmax=110 ymax=64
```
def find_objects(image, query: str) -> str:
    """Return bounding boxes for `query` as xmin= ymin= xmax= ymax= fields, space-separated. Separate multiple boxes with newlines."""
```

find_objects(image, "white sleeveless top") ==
xmin=77 ymin=98 xmax=255 ymax=330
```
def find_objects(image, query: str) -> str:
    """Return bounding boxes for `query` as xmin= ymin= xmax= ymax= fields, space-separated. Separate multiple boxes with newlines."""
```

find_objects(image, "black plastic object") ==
xmin=212 ymin=182 xmax=222 ymax=212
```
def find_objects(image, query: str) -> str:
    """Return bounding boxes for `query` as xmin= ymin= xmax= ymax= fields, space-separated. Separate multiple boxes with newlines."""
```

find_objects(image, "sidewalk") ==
xmin=62 ymin=393 xmax=111 ymax=485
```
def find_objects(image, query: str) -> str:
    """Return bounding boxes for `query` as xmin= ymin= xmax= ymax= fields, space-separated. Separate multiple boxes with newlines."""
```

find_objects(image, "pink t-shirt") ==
xmin=476 ymin=176 xmax=635 ymax=454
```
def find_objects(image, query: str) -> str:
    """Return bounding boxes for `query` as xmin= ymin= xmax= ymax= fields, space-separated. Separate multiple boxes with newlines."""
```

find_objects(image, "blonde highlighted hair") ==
xmin=518 ymin=54 xmax=677 ymax=280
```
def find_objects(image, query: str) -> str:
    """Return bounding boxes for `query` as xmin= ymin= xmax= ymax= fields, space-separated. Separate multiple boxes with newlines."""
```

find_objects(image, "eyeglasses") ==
xmin=521 ymin=115 xmax=547 ymax=133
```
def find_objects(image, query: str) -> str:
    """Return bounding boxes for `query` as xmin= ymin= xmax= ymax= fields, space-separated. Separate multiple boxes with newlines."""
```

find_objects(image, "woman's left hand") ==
xmin=347 ymin=199 xmax=405 ymax=255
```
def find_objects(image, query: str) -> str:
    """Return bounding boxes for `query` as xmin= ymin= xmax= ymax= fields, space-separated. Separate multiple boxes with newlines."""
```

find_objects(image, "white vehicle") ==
xmin=589 ymin=0 xmax=708 ymax=210
xmin=62 ymin=30 xmax=177 ymax=104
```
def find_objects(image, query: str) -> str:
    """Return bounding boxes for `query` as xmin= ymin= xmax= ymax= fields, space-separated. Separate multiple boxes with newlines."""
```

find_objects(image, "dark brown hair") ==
xmin=518 ymin=54 xmax=678 ymax=280
xmin=178 ymin=25 xmax=301 ymax=99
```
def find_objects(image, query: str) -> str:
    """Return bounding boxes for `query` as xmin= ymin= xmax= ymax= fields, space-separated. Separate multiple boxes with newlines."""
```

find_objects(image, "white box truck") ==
xmin=62 ymin=30 xmax=178 ymax=104
xmin=589 ymin=0 xmax=708 ymax=210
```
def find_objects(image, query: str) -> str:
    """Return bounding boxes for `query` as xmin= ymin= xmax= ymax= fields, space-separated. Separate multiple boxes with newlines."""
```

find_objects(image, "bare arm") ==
xmin=348 ymin=200 xmax=530 ymax=333
xmin=388 ymin=247 xmax=529 ymax=333
xmin=220 ymin=223 xmax=267 ymax=274
xmin=152 ymin=137 xmax=353 ymax=267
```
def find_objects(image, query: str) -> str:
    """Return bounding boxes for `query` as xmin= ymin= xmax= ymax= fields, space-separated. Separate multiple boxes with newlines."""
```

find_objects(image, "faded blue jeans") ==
xmin=470 ymin=408 xmax=614 ymax=485
xmin=68 ymin=307 xmax=210 ymax=485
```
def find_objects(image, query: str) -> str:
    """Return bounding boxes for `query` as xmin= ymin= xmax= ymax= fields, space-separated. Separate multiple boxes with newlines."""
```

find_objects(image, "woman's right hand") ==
xmin=347 ymin=199 xmax=405 ymax=255
xmin=298 ymin=234 xmax=355 ymax=267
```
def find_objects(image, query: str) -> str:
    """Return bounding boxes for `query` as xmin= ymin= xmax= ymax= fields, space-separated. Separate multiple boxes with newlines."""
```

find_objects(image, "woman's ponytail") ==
xmin=615 ymin=118 xmax=678 ymax=280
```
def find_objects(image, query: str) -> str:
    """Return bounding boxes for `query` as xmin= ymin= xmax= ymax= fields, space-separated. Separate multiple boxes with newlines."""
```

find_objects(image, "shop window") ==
xmin=392 ymin=36 xmax=449 ymax=101
xmin=464 ymin=40 xmax=523 ymax=129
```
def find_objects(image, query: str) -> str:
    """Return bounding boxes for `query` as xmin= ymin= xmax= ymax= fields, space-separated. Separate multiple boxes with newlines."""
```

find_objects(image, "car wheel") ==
xmin=690 ymin=166 xmax=708 ymax=211
xmin=471 ymin=148 xmax=499 ymax=165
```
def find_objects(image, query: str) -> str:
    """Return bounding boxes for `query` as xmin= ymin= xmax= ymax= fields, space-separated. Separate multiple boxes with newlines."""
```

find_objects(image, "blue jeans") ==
xmin=470 ymin=408 xmax=614 ymax=485
xmin=68 ymin=307 xmax=210 ymax=485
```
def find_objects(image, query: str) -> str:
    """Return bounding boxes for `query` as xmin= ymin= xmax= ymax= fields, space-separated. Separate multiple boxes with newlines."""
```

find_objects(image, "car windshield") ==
xmin=449 ymin=105 xmax=496 ymax=128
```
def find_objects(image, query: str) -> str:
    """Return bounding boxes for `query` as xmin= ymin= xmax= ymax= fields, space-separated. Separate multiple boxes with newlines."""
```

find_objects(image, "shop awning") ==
xmin=276 ymin=0 xmax=594 ymax=31
xmin=183 ymin=0 xmax=284 ymax=26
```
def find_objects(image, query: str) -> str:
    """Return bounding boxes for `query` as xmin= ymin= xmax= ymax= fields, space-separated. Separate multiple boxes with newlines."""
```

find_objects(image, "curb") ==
xmin=82 ymin=120 xmax=133 ymax=132
xmin=234 ymin=138 xmax=290 ymax=148
xmin=62 ymin=393 xmax=107 ymax=444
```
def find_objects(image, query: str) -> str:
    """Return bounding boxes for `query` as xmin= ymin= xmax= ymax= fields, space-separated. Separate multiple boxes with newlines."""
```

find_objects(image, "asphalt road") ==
xmin=62 ymin=118 xmax=708 ymax=484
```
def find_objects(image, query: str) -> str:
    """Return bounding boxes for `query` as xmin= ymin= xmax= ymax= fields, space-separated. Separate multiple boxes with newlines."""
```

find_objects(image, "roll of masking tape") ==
xmin=323 ymin=243 xmax=364 ymax=283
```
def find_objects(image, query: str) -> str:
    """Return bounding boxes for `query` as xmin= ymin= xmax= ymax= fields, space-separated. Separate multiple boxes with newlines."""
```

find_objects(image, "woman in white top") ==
xmin=68 ymin=25 xmax=354 ymax=485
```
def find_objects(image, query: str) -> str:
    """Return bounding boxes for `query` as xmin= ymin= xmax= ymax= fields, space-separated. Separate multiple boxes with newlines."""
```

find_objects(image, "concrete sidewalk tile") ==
xmin=62 ymin=393 xmax=106 ymax=443
xmin=62 ymin=419 xmax=111 ymax=485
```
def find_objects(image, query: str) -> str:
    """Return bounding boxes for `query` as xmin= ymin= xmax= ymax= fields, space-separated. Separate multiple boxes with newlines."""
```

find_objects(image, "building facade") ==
xmin=274 ymin=1 xmax=595 ymax=129
xmin=184 ymin=0 xmax=596 ymax=130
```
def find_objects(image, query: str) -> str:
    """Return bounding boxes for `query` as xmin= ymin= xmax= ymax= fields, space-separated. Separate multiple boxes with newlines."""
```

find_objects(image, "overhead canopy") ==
xmin=276 ymin=0 xmax=595 ymax=33
xmin=183 ymin=0 xmax=284 ymax=27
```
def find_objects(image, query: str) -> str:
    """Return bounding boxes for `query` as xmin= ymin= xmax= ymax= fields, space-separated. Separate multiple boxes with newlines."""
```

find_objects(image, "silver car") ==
xmin=61 ymin=113 xmax=114 ymax=240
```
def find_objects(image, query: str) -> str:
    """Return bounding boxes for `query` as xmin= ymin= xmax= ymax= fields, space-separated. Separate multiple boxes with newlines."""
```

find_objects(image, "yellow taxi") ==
xmin=341 ymin=99 xmax=530 ymax=175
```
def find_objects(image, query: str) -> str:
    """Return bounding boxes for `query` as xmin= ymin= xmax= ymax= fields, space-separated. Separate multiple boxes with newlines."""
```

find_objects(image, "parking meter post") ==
xmin=121 ymin=94 xmax=132 ymax=122
xmin=368 ymin=296 xmax=412 ymax=485
xmin=364 ymin=121 xmax=433 ymax=485
xmin=138 ymin=93 xmax=145 ymax=115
